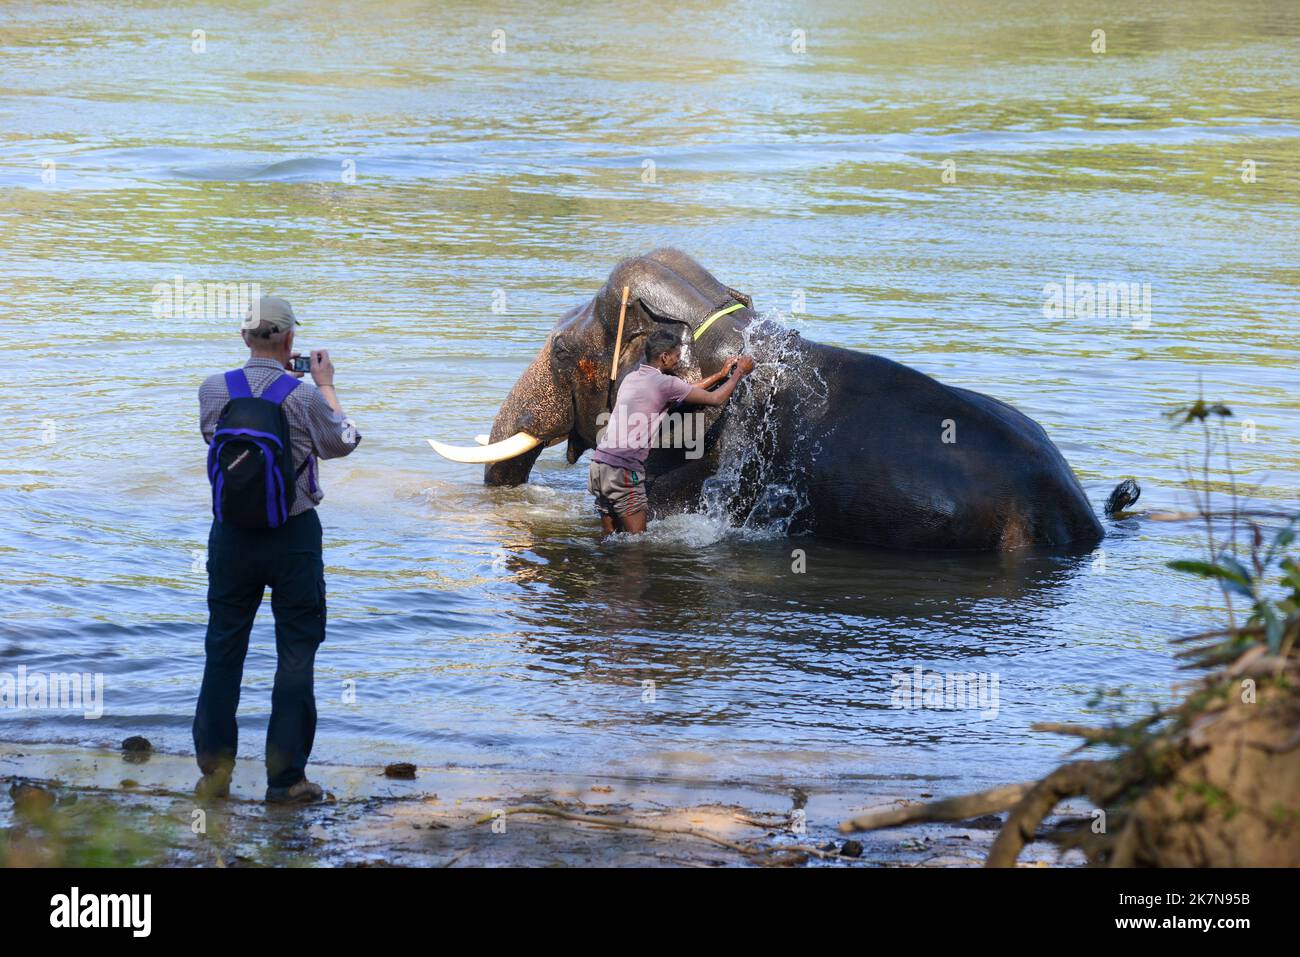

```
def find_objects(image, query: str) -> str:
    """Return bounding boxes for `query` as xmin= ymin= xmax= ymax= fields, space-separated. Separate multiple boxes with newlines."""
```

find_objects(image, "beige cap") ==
xmin=241 ymin=295 xmax=300 ymax=332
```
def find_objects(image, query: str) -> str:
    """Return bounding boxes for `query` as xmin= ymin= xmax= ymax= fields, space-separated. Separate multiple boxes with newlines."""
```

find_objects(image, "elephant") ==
xmin=430 ymin=249 xmax=1138 ymax=551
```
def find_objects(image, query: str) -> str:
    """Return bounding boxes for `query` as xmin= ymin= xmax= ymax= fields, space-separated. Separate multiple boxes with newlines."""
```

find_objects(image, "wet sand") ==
xmin=1 ymin=740 xmax=1083 ymax=867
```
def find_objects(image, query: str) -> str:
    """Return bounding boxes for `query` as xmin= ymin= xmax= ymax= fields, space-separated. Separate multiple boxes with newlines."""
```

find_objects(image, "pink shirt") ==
xmin=592 ymin=364 xmax=693 ymax=471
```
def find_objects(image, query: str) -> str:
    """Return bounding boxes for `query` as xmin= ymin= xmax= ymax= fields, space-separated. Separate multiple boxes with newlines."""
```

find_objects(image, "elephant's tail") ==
xmin=1104 ymin=478 xmax=1141 ymax=516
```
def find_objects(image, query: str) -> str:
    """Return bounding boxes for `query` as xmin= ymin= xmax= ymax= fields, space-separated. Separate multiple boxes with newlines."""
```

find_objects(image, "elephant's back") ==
xmin=797 ymin=344 xmax=1102 ymax=551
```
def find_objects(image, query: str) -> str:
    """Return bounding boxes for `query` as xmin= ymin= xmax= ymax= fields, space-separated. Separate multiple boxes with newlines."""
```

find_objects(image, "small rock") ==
xmin=120 ymin=779 xmax=140 ymax=789
xmin=121 ymin=736 xmax=152 ymax=752
xmin=383 ymin=762 xmax=417 ymax=779
xmin=840 ymin=840 xmax=864 ymax=858
xmin=9 ymin=780 xmax=55 ymax=818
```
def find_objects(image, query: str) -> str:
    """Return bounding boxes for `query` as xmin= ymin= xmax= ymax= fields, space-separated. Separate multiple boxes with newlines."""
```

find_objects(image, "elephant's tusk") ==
xmin=427 ymin=432 xmax=542 ymax=464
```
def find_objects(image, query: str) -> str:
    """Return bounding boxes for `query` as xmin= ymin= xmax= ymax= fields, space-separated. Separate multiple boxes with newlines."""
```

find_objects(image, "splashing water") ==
xmin=697 ymin=312 xmax=829 ymax=538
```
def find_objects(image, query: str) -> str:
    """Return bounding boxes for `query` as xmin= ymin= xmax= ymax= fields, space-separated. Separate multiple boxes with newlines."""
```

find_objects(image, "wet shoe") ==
xmin=195 ymin=767 xmax=232 ymax=801
xmin=265 ymin=779 xmax=324 ymax=804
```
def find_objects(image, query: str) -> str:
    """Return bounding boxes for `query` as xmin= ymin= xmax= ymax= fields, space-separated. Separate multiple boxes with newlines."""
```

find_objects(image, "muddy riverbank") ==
xmin=2 ymin=741 xmax=1083 ymax=867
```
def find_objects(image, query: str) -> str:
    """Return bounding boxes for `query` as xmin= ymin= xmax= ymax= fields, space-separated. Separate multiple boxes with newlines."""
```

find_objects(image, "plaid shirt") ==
xmin=200 ymin=357 xmax=361 ymax=516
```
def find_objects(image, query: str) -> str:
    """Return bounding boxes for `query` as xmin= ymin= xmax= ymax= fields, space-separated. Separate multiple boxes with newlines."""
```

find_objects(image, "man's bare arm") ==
xmin=690 ymin=358 xmax=738 ymax=391
xmin=684 ymin=356 xmax=753 ymax=407
xmin=295 ymin=349 xmax=345 ymax=415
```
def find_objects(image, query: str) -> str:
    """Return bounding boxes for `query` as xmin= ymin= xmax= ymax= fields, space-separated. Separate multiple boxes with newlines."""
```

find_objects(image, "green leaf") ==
xmin=1264 ymin=520 xmax=1298 ymax=565
xmin=1168 ymin=557 xmax=1253 ymax=598
xmin=1168 ymin=559 xmax=1223 ymax=578
xmin=1216 ymin=555 xmax=1256 ymax=598
xmin=1279 ymin=559 xmax=1300 ymax=596
xmin=1165 ymin=399 xmax=1233 ymax=427
xmin=1260 ymin=604 xmax=1284 ymax=655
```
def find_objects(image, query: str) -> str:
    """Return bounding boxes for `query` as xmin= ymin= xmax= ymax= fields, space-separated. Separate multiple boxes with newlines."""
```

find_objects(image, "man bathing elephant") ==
xmin=430 ymin=249 xmax=1139 ymax=551
xmin=589 ymin=327 xmax=755 ymax=535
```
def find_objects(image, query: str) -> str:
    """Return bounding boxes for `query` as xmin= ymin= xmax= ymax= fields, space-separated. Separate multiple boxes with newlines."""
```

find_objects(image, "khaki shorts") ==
xmin=588 ymin=460 xmax=647 ymax=518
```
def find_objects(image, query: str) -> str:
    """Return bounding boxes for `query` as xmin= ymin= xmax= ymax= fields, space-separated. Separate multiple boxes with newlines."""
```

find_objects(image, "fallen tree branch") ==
xmin=838 ymin=783 xmax=1033 ymax=834
xmin=1030 ymin=717 xmax=1161 ymax=744
xmin=1169 ymin=624 xmax=1263 ymax=645
xmin=985 ymin=761 xmax=1103 ymax=868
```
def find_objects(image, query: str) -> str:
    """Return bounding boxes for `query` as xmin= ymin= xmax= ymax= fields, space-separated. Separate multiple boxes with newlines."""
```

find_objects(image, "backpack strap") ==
xmin=259 ymin=374 xmax=301 ymax=405
xmin=224 ymin=368 xmax=253 ymax=399
xmin=295 ymin=453 xmax=318 ymax=494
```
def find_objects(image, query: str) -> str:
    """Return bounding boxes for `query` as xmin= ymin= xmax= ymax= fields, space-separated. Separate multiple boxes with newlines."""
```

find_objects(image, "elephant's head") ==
xmin=430 ymin=251 xmax=755 ymax=486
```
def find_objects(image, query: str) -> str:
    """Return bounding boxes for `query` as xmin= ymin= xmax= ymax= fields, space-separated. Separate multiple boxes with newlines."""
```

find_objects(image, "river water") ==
xmin=1 ymin=1 xmax=1297 ymax=802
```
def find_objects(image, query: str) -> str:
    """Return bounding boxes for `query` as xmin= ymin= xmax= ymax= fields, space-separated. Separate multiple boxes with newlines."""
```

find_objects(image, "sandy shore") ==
xmin=1 ymin=740 xmax=1081 ymax=867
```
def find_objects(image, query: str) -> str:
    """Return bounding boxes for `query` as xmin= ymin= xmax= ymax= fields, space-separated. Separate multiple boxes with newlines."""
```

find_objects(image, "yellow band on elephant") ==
xmin=692 ymin=302 xmax=745 ymax=341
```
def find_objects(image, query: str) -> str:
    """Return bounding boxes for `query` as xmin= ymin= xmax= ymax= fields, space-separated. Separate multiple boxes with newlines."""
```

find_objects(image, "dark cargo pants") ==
xmin=193 ymin=508 xmax=326 ymax=788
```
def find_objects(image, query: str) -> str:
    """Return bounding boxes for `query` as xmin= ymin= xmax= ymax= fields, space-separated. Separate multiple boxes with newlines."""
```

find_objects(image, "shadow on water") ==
xmin=484 ymin=506 xmax=1096 ymax=685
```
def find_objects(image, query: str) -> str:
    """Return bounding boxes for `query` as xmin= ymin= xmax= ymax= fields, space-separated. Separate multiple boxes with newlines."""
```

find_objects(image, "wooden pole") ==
xmin=607 ymin=285 xmax=630 ymax=410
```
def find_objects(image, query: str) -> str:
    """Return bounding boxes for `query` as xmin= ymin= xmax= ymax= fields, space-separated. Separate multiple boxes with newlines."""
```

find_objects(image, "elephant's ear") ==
xmin=591 ymin=285 xmax=659 ymax=342
xmin=603 ymin=300 xmax=676 ymax=376
xmin=597 ymin=255 xmax=722 ymax=338
xmin=636 ymin=296 xmax=692 ymax=331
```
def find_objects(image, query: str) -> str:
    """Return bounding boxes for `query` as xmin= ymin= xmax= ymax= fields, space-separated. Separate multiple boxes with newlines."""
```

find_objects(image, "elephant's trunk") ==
xmin=483 ymin=344 xmax=574 ymax=486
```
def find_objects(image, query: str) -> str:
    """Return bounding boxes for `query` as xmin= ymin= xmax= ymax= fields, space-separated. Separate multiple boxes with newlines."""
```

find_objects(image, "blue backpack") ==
xmin=207 ymin=369 xmax=302 ymax=529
